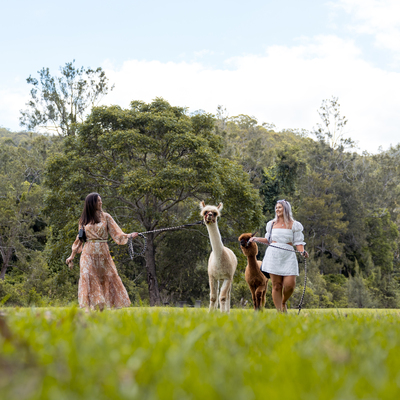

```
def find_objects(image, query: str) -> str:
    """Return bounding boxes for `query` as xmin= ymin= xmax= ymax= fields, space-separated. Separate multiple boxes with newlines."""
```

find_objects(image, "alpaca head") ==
xmin=200 ymin=201 xmax=223 ymax=224
xmin=238 ymin=232 xmax=258 ymax=257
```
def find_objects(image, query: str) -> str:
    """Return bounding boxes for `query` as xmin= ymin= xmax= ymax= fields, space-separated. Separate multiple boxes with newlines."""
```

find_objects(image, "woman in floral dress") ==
xmin=66 ymin=193 xmax=138 ymax=311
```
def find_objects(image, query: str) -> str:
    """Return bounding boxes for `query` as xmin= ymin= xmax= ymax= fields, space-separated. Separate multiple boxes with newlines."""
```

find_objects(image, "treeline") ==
xmin=215 ymin=102 xmax=400 ymax=308
xmin=0 ymin=99 xmax=399 ymax=309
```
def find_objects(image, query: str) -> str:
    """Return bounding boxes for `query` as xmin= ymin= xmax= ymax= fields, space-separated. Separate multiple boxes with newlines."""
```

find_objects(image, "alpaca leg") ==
xmin=226 ymin=283 xmax=232 ymax=313
xmin=261 ymin=288 xmax=266 ymax=308
xmin=254 ymin=289 xmax=260 ymax=310
xmin=261 ymin=279 xmax=269 ymax=308
xmin=250 ymin=288 xmax=257 ymax=310
xmin=224 ymin=283 xmax=230 ymax=313
xmin=219 ymin=279 xmax=231 ymax=313
xmin=217 ymin=280 xmax=220 ymax=310
xmin=255 ymin=287 xmax=264 ymax=311
xmin=209 ymin=277 xmax=218 ymax=311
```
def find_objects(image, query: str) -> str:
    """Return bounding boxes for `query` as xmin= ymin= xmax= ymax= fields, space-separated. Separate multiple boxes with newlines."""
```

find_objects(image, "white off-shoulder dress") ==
xmin=261 ymin=220 xmax=306 ymax=276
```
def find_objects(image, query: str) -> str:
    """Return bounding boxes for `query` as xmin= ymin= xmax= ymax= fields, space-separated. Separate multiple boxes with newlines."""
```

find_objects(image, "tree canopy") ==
xmin=1 ymin=95 xmax=399 ymax=309
xmin=20 ymin=61 xmax=114 ymax=136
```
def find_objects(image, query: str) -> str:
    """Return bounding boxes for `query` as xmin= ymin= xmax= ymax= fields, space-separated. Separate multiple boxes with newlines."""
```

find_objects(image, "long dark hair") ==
xmin=79 ymin=192 xmax=101 ymax=226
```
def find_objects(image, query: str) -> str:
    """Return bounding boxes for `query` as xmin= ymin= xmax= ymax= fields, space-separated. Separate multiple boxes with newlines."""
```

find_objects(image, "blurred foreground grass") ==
xmin=1 ymin=307 xmax=400 ymax=400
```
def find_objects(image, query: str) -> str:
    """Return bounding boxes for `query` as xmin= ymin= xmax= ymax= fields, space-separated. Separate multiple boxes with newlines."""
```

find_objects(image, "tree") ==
xmin=365 ymin=209 xmax=399 ymax=275
xmin=214 ymin=112 xmax=303 ymax=187
xmin=314 ymin=96 xmax=354 ymax=150
xmin=296 ymin=168 xmax=348 ymax=269
xmin=155 ymin=228 xmax=210 ymax=304
xmin=215 ymin=105 xmax=229 ymax=132
xmin=44 ymin=99 xmax=263 ymax=306
xmin=259 ymin=146 xmax=303 ymax=217
xmin=20 ymin=61 xmax=114 ymax=136
xmin=369 ymin=145 xmax=400 ymax=218
xmin=0 ymin=136 xmax=50 ymax=279
xmin=347 ymin=260 xmax=374 ymax=308
xmin=291 ymin=252 xmax=335 ymax=309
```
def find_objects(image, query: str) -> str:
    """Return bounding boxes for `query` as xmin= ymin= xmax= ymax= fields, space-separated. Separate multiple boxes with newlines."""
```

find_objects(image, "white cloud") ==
xmin=103 ymin=35 xmax=400 ymax=153
xmin=0 ymin=88 xmax=28 ymax=131
xmin=2 ymin=32 xmax=399 ymax=154
xmin=335 ymin=0 xmax=400 ymax=56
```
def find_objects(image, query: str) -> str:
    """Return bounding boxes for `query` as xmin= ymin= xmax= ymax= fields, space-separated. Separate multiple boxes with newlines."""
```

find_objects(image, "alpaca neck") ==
xmin=206 ymin=221 xmax=224 ymax=255
xmin=247 ymin=254 xmax=259 ymax=270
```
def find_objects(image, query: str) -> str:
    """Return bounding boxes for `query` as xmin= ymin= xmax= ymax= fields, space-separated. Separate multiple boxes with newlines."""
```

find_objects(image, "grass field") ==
xmin=1 ymin=307 xmax=400 ymax=400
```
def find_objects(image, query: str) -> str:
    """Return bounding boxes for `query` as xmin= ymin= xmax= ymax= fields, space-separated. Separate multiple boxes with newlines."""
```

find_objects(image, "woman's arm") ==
xmin=293 ymin=221 xmax=308 ymax=257
xmin=249 ymin=221 xmax=274 ymax=244
xmin=249 ymin=237 xmax=269 ymax=244
xmin=66 ymin=233 xmax=83 ymax=268
xmin=106 ymin=213 xmax=138 ymax=245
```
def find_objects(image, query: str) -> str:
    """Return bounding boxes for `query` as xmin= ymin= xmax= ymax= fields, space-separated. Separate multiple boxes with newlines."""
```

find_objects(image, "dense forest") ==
xmin=1 ymin=64 xmax=399 ymax=309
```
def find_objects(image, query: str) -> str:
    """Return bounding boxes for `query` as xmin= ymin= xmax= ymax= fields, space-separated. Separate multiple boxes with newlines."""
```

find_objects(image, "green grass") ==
xmin=1 ymin=307 xmax=400 ymax=400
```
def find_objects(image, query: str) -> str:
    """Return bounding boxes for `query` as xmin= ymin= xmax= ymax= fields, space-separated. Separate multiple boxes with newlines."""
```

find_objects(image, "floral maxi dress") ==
xmin=71 ymin=212 xmax=131 ymax=310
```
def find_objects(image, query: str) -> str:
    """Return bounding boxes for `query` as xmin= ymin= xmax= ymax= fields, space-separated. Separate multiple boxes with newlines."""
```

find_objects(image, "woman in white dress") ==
xmin=250 ymin=200 xmax=308 ymax=312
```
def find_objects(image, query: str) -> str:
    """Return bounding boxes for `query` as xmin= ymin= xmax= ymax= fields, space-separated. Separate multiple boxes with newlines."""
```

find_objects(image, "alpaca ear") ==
xmin=217 ymin=202 xmax=223 ymax=210
xmin=200 ymin=201 xmax=206 ymax=209
xmin=252 ymin=232 xmax=258 ymax=237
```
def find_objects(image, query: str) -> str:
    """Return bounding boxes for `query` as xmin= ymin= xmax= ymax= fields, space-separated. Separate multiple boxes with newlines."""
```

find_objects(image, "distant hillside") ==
xmin=0 ymin=127 xmax=39 ymax=145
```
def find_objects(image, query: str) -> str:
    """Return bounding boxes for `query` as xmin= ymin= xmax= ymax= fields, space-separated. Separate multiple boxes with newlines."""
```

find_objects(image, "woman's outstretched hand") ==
xmin=130 ymin=232 xmax=139 ymax=239
xmin=302 ymin=251 xmax=309 ymax=258
xmin=66 ymin=256 xmax=74 ymax=269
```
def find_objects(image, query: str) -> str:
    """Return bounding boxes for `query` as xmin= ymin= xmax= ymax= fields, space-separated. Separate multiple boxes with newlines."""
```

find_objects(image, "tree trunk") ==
xmin=0 ymin=264 xmax=7 ymax=280
xmin=144 ymin=233 xmax=161 ymax=306
xmin=0 ymin=249 xmax=10 ymax=280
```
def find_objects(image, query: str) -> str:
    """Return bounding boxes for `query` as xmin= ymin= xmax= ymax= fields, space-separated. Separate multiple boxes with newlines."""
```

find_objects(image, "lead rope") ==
xmin=252 ymin=240 xmax=308 ymax=315
xmin=297 ymin=256 xmax=307 ymax=315
xmin=128 ymin=233 xmax=147 ymax=258
xmin=128 ymin=221 xmax=204 ymax=259
xmin=128 ymin=221 xmax=308 ymax=314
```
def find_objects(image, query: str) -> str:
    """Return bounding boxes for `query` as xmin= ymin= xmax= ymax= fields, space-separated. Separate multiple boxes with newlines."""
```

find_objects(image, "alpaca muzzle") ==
xmin=205 ymin=212 xmax=215 ymax=223
xmin=240 ymin=239 xmax=250 ymax=248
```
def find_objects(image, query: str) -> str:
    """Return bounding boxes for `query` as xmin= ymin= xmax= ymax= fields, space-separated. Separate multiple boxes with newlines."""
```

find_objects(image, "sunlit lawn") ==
xmin=1 ymin=307 xmax=400 ymax=400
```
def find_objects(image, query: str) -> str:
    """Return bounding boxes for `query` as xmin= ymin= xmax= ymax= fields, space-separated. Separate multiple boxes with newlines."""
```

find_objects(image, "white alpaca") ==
xmin=200 ymin=201 xmax=237 ymax=313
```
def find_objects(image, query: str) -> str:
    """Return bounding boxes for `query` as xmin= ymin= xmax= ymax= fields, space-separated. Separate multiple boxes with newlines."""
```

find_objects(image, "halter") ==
xmin=203 ymin=210 xmax=218 ymax=224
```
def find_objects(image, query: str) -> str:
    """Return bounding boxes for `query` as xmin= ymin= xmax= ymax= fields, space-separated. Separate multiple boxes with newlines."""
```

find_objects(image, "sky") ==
xmin=1 ymin=0 xmax=400 ymax=153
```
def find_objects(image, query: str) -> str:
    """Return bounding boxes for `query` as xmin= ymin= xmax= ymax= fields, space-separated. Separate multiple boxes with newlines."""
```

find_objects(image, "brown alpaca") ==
xmin=238 ymin=233 xmax=268 ymax=310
